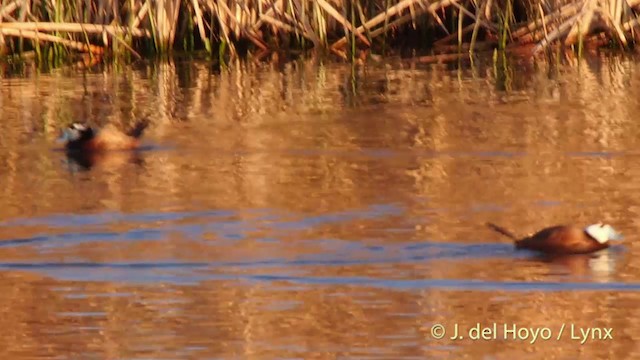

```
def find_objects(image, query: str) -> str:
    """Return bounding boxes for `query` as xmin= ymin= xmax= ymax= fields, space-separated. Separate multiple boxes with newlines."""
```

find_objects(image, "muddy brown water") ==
xmin=1 ymin=55 xmax=640 ymax=358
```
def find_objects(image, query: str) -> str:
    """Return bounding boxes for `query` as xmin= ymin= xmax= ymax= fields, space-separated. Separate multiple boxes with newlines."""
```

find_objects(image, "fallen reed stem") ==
xmin=0 ymin=22 xmax=151 ymax=37
xmin=0 ymin=28 xmax=104 ymax=53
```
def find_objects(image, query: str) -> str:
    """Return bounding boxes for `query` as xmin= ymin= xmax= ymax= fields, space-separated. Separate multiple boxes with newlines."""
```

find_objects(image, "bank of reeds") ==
xmin=1 ymin=0 xmax=640 ymax=65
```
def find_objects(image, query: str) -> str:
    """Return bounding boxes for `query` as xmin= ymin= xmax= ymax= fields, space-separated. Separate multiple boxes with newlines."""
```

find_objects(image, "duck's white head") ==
xmin=585 ymin=223 xmax=623 ymax=244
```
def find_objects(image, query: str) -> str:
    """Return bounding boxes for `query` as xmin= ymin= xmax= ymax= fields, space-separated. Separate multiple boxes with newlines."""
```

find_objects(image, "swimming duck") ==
xmin=59 ymin=119 xmax=149 ymax=153
xmin=486 ymin=222 xmax=623 ymax=255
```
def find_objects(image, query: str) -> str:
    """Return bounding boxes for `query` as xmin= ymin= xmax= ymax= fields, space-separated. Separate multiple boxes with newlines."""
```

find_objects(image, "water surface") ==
xmin=1 ymin=55 xmax=640 ymax=358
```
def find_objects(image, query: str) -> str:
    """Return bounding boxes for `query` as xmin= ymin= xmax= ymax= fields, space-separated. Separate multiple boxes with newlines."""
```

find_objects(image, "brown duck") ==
xmin=58 ymin=120 xmax=149 ymax=152
xmin=486 ymin=222 xmax=623 ymax=255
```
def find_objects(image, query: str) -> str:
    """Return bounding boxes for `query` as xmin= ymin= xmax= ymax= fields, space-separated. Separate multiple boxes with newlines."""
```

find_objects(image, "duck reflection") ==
xmin=534 ymin=250 xmax=622 ymax=281
xmin=63 ymin=149 xmax=146 ymax=171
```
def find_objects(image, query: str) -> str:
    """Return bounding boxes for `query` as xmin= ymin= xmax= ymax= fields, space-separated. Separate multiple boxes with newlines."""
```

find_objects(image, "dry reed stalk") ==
xmin=315 ymin=0 xmax=370 ymax=45
xmin=315 ymin=0 xmax=328 ymax=44
xmin=537 ymin=3 xmax=549 ymax=42
xmin=408 ymin=1 xmax=417 ymax=28
xmin=107 ymin=30 xmax=144 ymax=58
xmin=0 ymin=22 xmax=151 ymax=37
xmin=622 ymin=16 xmax=640 ymax=31
xmin=332 ymin=0 xmax=454 ymax=49
xmin=602 ymin=10 xmax=628 ymax=45
xmin=292 ymin=0 xmax=322 ymax=46
xmin=564 ymin=2 xmax=595 ymax=45
xmin=0 ymin=0 xmax=14 ymax=50
xmin=448 ymin=0 xmax=497 ymax=32
xmin=132 ymin=1 xmax=150 ymax=29
xmin=251 ymin=0 xmax=285 ymax=30
xmin=484 ymin=0 xmax=492 ymax=21
xmin=516 ymin=0 xmax=640 ymax=52
xmin=355 ymin=1 xmax=375 ymax=42
xmin=95 ymin=0 xmax=106 ymax=25
xmin=427 ymin=7 xmax=449 ymax=34
xmin=260 ymin=13 xmax=311 ymax=38
xmin=457 ymin=1 xmax=466 ymax=48
xmin=154 ymin=0 xmax=181 ymax=51
xmin=268 ymin=0 xmax=301 ymax=30
xmin=434 ymin=23 xmax=474 ymax=45
xmin=0 ymin=28 xmax=104 ymax=53
xmin=210 ymin=0 xmax=232 ymax=46
xmin=215 ymin=0 xmax=268 ymax=50
xmin=531 ymin=11 xmax=583 ymax=53
xmin=0 ymin=0 xmax=24 ymax=18
xmin=167 ymin=0 xmax=182 ymax=47
xmin=512 ymin=2 xmax=582 ymax=40
xmin=246 ymin=31 xmax=269 ymax=50
xmin=0 ymin=0 xmax=637 ymax=61
xmin=191 ymin=0 xmax=211 ymax=51
xmin=366 ymin=11 xmax=427 ymax=39
xmin=330 ymin=45 xmax=347 ymax=58
xmin=468 ymin=0 xmax=485 ymax=53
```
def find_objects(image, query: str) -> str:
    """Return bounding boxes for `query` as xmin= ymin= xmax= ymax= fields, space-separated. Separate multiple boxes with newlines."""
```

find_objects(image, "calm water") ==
xmin=2 ymin=54 xmax=640 ymax=358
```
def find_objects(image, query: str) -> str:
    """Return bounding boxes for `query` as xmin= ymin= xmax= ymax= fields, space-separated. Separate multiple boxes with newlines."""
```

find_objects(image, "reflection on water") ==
xmin=2 ymin=55 xmax=640 ymax=358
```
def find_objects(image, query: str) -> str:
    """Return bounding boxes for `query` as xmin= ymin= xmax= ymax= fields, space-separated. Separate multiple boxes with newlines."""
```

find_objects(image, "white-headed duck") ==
xmin=486 ymin=222 xmax=623 ymax=255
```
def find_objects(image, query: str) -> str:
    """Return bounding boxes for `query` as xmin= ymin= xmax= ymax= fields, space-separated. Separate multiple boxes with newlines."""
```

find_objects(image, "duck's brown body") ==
xmin=515 ymin=225 xmax=609 ymax=254
xmin=487 ymin=223 xmax=614 ymax=255
xmin=73 ymin=124 xmax=140 ymax=151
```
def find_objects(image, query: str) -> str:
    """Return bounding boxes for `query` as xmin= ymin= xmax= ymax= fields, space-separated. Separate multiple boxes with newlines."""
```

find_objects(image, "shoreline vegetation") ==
xmin=0 ymin=0 xmax=639 ymax=68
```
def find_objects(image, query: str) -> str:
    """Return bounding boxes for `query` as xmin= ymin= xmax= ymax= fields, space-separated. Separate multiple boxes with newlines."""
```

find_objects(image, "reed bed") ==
xmin=0 ymin=0 xmax=640 ymax=65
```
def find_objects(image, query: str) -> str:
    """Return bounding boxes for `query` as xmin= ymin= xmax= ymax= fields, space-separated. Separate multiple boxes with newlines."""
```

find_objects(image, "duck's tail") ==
xmin=126 ymin=118 xmax=150 ymax=139
xmin=486 ymin=222 xmax=519 ymax=241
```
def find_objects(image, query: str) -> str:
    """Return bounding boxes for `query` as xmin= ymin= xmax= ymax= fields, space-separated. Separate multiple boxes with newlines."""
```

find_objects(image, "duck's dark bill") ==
xmin=57 ymin=129 xmax=72 ymax=143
